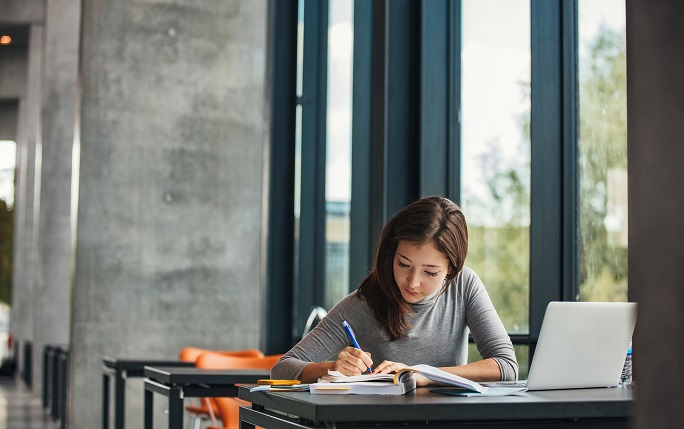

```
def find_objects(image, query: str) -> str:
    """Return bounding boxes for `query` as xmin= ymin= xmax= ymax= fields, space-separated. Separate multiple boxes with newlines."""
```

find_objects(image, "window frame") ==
xmin=266 ymin=0 xmax=583 ymax=355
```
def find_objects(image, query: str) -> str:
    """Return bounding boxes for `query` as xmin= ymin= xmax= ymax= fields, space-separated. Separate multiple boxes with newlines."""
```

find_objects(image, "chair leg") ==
xmin=192 ymin=415 xmax=203 ymax=429
xmin=186 ymin=409 xmax=206 ymax=429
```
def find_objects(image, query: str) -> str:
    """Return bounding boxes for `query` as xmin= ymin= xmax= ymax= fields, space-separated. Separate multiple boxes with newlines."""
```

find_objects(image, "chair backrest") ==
xmin=302 ymin=306 xmax=328 ymax=338
xmin=195 ymin=352 xmax=282 ymax=370
xmin=195 ymin=352 xmax=285 ymax=429
xmin=179 ymin=347 xmax=265 ymax=363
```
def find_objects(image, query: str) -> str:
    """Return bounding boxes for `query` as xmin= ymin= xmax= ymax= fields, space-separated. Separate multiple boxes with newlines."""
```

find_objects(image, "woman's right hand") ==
xmin=332 ymin=346 xmax=374 ymax=376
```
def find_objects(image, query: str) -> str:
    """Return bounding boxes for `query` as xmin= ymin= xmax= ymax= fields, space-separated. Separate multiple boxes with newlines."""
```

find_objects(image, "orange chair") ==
xmin=194 ymin=352 xmax=284 ymax=429
xmin=179 ymin=347 xmax=265 ymax=363
xmin=179 ymin=348 xmax=265 ymax=429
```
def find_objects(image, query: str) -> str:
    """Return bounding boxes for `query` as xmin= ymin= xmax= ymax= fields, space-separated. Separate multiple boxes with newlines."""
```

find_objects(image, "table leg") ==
xmin=59 ymin=353 xmax=68 ymax=429
xmin=240 ymin=406 xmax=255 ymax=429
xmin=42 ymin=349 xmax=49 ymax=409
xmin=45 ymin=350 xmax=54 ymax=411
xmin=51 ymin=352 xmax=59 ymax=420
xmin=102 ymin=374 xmax=110 ymax=429
xmin=115 ymin=370 xmax=125 ymax=429
xmin=144 ymin=387 xmax=153 ymax=429
xmin=168 ymin=386 xmax=183 ymax=429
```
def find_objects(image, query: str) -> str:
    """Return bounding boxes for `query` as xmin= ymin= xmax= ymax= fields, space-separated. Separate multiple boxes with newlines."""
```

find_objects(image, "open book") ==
xmin=310 ymin=370 xmax=417 ymax=395
xmin=309 ymin=364 xmax=487 ymax=395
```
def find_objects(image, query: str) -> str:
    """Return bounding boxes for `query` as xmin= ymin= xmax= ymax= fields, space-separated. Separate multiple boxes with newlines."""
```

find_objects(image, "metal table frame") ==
xmin=101 ymin=357 xmax=194 ymax=429
xmin=143 ymin=366 xmax=271 ymax=429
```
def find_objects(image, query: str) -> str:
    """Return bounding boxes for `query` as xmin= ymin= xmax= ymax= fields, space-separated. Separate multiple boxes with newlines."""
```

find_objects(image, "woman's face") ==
xmin=393 ymin=240 xmax=451 ymax=304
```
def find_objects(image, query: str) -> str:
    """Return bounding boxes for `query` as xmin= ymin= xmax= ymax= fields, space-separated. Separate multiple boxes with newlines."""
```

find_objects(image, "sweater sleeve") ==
xmin=271 ymin=294 xmax=359 ymax=380
xmin=460 ymin=267 xmax=519 ymax=381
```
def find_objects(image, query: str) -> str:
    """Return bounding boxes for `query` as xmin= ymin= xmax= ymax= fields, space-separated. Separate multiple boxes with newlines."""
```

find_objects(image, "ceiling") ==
xmin=0 ymin=24 xmax=29 ymax=49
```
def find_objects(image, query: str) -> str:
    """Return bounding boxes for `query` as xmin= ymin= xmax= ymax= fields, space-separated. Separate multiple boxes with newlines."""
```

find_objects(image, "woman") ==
xmin=271 ymin=196 xmax=518 ymax=385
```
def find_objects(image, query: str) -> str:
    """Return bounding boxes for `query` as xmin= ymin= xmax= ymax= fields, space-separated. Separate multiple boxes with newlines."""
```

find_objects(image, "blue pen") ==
xmin=342 ymin=320 xmax=372 ymax=373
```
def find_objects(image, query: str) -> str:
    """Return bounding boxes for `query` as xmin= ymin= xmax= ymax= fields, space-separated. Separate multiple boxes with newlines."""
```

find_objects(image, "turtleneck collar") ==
xmin=409 ymin=279 xmax=449 ymax=307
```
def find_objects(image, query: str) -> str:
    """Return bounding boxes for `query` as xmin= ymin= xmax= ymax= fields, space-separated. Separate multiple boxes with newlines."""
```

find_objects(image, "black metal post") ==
xmin=22 ymin=341 xmax=32 ymax=388
xmin=51 ymin=348 xmax=59 ymax=420
xmin=102 ymin=371 xmax=110 ymax=429
xmin=144 ymin=387 xmax=153 ymax=429
xmin=59 ymin=349 xmax=69 ymax=429
xmin=42 ymin=345 xmax=51 ymax=409
xmin=115 ymin=368 xmax=125 ymax=429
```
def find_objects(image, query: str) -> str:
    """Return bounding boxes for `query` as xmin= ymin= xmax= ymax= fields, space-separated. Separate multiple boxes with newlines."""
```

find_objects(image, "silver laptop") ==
xmin=485 ymin=301 xmax=637 ymax=390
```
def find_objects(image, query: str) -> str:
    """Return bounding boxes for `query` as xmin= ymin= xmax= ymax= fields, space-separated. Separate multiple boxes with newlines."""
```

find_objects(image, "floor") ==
xmin=0 ymin=376 xmax=59 ymax=429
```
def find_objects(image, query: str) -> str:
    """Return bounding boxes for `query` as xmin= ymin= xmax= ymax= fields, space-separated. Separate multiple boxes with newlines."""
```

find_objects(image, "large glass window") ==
xmin=290 ymin=0 xmax=354 ymax=336
xmin=324 ymin=0 xmax=353 ymax=310
xmin=577 ymin=1 xmax=628 ymax=302
xmin=275 ymin=0 xmax=629 ymax=353
xmin=460 ymin=0 xmax=531 ymax=335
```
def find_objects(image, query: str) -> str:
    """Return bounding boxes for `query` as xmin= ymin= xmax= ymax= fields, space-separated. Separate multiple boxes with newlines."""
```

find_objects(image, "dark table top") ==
xmin=239 ymin=385 xmax=633 ymax=424
xmin=144 ymin=366 xmax=271 ymax=386
xmin=102 ymin=357 xmax=194 ymax=376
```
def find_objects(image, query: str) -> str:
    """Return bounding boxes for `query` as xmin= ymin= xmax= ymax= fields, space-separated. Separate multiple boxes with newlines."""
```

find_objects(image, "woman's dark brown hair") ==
xmin=357 ymin=196 xmax=468 ymax=340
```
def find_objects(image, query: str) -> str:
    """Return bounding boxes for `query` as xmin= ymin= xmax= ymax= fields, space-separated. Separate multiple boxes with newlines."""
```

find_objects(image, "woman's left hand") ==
xmin=372 ymin=360 xmax=430 ymax=386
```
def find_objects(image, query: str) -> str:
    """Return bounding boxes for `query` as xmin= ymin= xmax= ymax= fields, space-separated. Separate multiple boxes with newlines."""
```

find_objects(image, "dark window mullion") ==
xmin=419 ymin=0 xmax=449 ymax=198
xmin=265 ymin=0 xmax=299 ymax=355
xmin=385 ymin=0 xmax=420 ymax=217
xmin=313 ymin=1 xmax=329 ymax=309
xmin=350 ymin=1 xmax=374 ymax=289
xmin=530 ymin=0 xmax=564 ymax=339
xmin=448 ymin=0 xmax=462 ymax=203
xmin=418 ymin=0 xmax=462 ymax=203
xmin=370 ymin=0 xmax=389 ymax=252
xmin=296 ymin=0 xmax=329 ymax=342
xmin=561 ymin=0 xmax=579 ymax=303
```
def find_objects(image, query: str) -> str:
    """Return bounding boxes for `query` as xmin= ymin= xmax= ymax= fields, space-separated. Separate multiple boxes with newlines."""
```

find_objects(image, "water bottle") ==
xmin=619 ymin=340 xmax=632 ymax=386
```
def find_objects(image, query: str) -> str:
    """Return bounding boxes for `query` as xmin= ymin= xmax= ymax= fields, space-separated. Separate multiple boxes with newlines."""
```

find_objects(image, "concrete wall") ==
xmin=0 ymin=0 xmax=45 ymax=23
xmin=6 ymin=22 xmax=44 ymax=384
xmin=0 ymin=24 xmax=31 ymax=367
xmin=31 ymin=0 xmax=81 ymax=399
xmin=70 ymin=0 xmax=269 ymax=427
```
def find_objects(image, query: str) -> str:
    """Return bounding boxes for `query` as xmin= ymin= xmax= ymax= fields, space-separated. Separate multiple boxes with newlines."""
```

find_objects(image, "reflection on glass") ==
xmin=578 ymin=1 xmax=627 ymax=302
xmin=324 ymin=0 xmax=354 ymax=310
xmin=293 ymin=105 xmax=302 ymax=295
xmin=461 ymin=0 xmax=531 ymax=334
xmin=468 ymin=343 xmax=530 ymax=380
xmin=292 ymin=1 xmax=305 ymax=304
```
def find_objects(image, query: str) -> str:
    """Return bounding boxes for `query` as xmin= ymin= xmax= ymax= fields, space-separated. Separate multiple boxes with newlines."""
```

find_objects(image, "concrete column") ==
xmin=71 ymin=1 xmax=269 ymax=427
xmin=1 ymin=0 xmax=45 ymax=386
xmin=32 ymin=0 xmax=81 ymax=398
xmin=10 ymin=100 xmax=32 ymax=375
xmin=9 ymin=24 xmax=43 ymax=382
